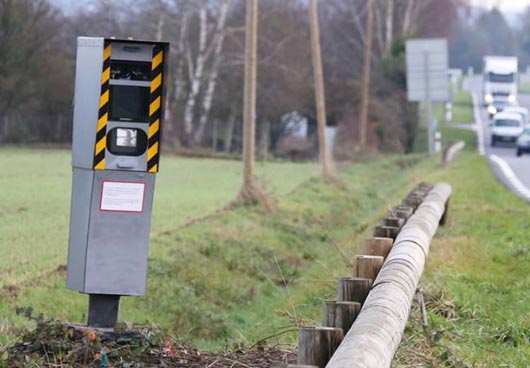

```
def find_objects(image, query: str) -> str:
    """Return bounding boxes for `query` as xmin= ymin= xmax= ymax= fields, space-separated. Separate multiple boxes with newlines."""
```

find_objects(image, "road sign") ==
xmin=406 ymin=38 xmax=449 ymax=155
xmin=406 ymin=38 xmax=449 ymax=102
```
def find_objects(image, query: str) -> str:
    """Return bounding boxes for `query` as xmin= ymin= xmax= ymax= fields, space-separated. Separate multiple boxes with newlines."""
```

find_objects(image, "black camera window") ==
xmin=109 ymin=85 xmax=150 ymax=123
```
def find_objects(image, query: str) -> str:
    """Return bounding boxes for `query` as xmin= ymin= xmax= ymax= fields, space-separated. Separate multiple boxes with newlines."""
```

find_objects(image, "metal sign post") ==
xmin=406 ymin=38 xmax=449 ymax=155
xmin=424 ymin=50 xmax=434 ymax=155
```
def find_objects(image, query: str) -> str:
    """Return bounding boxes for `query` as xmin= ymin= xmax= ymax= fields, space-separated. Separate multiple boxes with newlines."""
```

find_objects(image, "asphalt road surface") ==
xmin=465 ymin=76 xmax=530 ymax=202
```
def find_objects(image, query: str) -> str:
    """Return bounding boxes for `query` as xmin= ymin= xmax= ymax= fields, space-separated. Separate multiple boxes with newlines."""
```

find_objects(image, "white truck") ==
xmin=483 ymin=56 xmax=518 ymax=116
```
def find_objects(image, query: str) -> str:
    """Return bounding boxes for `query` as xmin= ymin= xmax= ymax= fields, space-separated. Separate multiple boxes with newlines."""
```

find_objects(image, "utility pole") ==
xmin=242 ymin=0 xmax=258 ymax=189
xmin=358 ymin=0 xmax=374 ymax=151
xmin=309 ymin=0 xmax=334 ymax=177
xmin=240 ymin=0 xmax=258 ymax=195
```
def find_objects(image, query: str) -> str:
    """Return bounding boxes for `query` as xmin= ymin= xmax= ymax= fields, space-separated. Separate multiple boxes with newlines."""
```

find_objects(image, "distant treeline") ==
xmin=4 ymin=0 xmax=522 ymax=155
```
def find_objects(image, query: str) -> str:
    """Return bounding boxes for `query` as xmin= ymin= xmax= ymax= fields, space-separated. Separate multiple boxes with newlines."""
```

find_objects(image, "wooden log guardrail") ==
xmin=325 ymin=182 xmax=452 ymax=368
xmin=295 ymin=182 xmax=441 ymax=368
xmin=442 ymin=141 xmax=465 ymax=166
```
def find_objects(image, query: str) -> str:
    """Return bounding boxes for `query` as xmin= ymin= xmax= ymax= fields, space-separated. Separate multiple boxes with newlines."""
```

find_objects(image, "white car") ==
xmin=490 ymin=112 xmax=524 ymax=146
xmin=503 ymin=106 xmax=530 ymax=126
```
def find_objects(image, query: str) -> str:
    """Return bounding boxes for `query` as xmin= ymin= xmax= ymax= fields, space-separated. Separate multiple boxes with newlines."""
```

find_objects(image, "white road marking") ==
xmin=489 ymin=154 xmax=530 ymax=200
xmin=471 ymin=93 xmax=485 ymax=156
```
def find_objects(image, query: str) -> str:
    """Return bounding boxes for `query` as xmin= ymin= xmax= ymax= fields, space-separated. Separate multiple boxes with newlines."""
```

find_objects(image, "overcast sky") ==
xmin=471 ymin=0 xmax=530 ymax=12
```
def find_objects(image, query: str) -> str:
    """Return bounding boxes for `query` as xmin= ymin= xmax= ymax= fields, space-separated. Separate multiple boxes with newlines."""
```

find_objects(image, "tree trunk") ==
xmin=350 ymin=2 xmax=366 ymax=45
xmin=174 ymin=6 xmax=190 ymax=106
xmin=385 ymin=0 xmax=394 ymax=52
xmin=183 ymin=3 xmax=208 ymax=139
xmin=0 ymin=114 xmax=8 ymax=142
xmin=259 ymin=119 xmax=270 ymax=159
xmin=211 ymin=119 xmax=218 ymax=150
xmin=193 ymin=0 xmax=231 ymax=146
xmin=373 ymin=1 xmax=384 ymax=56
xmin=224 ymin=106 xmax=237 ymax=153
xmin=154 ymin=0 xmax=165 ymax=42
xmin=402 ymin=0 xmax=416 ymax=35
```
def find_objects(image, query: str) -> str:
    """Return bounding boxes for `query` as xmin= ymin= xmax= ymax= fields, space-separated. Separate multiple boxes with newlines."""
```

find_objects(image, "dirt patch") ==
xmin=5 ymin=321 xmax=297 ymax=367
xmin=0 ymin=264 xmax=67 ymax=301
xmin=0 ymin=285 xmax=20 ymax=300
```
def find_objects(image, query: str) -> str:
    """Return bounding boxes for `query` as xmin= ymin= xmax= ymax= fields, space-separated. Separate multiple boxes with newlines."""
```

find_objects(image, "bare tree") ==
xmin=0 ymin=0 xmax=68 ymax=142
xmin=183 ymin=1 xmax=208 ymax=143
xmin=385 ymin=0 xmax=394 ymax=52
xmin=194 ymin=0 xmax=232 ymax=145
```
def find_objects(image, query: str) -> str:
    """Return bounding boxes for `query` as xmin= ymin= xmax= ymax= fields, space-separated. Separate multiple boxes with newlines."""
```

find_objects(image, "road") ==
xmin=465 ymin=76 xmax=530 ymax=201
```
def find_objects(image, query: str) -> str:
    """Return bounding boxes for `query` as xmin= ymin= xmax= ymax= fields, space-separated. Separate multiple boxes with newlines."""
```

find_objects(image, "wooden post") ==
xmin=336 ymin=277 xmax=372 ymax=304
xmin=353 ymin=255 xmax=384 ymax=281
xmin=297 ymin=326 xmax=343 ymax=368
xmin=406 ymin=193 xmax=424 ymax=202
xmin=322 ymin=301 xmax=361 ymax=335
xmin=401 ymin=199 xmax=419 ymax=211
xmin=358 ymin=0 xmax=374 ymax=150
xmin=364 ymin=237 xmax=393 ymax=259
xmin=309 ymin=0 xmax=334 ymax=177
xmin=373 ymin=225 xmax=399 ymax=240
xmin=390 ymin=206 xmax=413 ymax=220
xmin=241 ymin=0 xmax=258 ymax=190
xmin=417 ymin=182 xmax=434 ymax=192
xmin=408 ymin=190 xmax=426 ymax=200
xmin=382 ymin=217 xmax=404 ymax=229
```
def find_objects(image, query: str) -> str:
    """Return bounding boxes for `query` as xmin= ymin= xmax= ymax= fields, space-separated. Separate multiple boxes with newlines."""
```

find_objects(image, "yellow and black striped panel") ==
xmin=147 ymin=45 xmax=164 ymax=173
xmin=93 ymin=41 xmax=111 ymax=170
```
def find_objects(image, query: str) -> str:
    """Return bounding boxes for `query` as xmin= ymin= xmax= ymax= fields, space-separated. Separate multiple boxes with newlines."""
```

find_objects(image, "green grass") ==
xmin=0 ymin=148 xmax=318 ymax=285
xmin=451 ymin=88 xmax=474 ymax=123
xmin=0 ymin=147 xmax=435 ymax=350
xmin=0 ymin=148 xmax=317 ymax=341
xmin=432 ymin=89 xmax=474 ymax=125
xmin=2 ymin=132 xmax=530 ymax=366
xmin=394 ymin=151 xmax=530 ymax=366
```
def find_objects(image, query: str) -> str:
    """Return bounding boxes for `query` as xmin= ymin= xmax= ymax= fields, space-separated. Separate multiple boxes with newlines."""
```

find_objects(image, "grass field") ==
xmin=0 ymin=148 xmax=318 ymax=341
xmin=0 ymin=147 xmax=435 ymax=348
xmin=2 ymin=125 xmax=530 ymax=366
xmin=432 ymin=88 xmax=474 ymax=125
xmin=0 ymin=148 xmax=318 ymax=283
